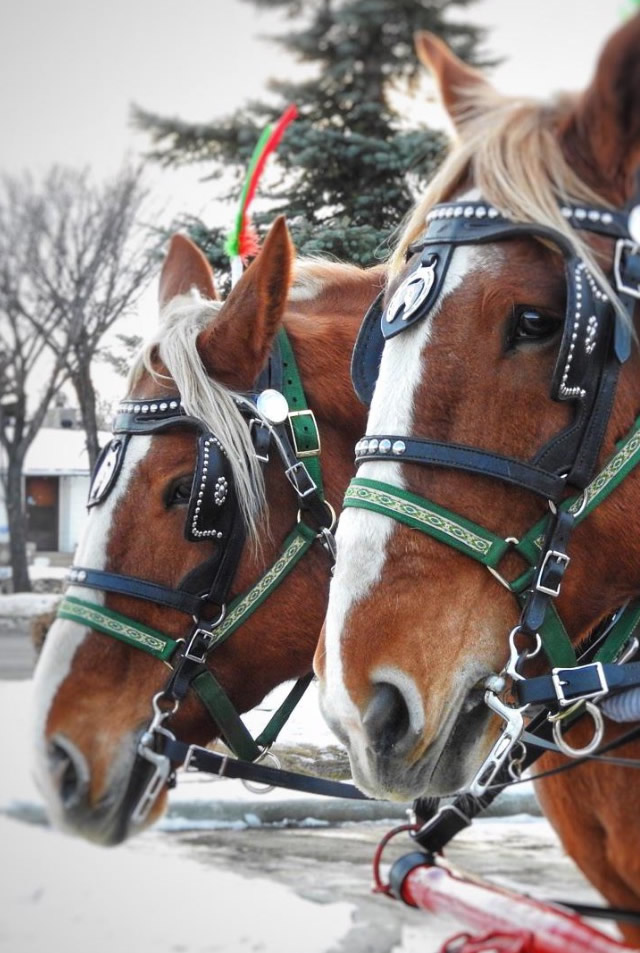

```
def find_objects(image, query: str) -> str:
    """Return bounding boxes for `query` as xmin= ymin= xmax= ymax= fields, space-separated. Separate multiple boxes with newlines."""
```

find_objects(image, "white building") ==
xmin=0 ymin=427 xmax=107 ymax=556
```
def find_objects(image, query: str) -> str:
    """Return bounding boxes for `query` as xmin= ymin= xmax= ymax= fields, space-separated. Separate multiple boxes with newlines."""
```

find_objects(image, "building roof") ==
xmin=3 ymin=428 xmax=110 ymax=476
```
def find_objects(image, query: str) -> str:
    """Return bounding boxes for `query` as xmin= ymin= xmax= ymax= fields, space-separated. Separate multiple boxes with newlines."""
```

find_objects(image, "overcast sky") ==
xmin=0 ymin=0 xmax=624 ymax=397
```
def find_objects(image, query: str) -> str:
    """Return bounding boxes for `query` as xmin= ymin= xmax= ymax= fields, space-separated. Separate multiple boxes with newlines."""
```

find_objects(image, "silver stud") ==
xmin=475 ymin=206 xmax=486 ymax=218
xmin=588 ymin=210 xmax=600 ymax=222
xmin=134 ymin=404 xmax=141 ymax=413
xmin=141 ymin=404 xmax=149 ymax=413
xmin=368 ymin=439 xmax=379 ymax=453
xmin=170 ymin=401 xmax=178 ymax=409
xmin=464 ymin=206 xmax=474 ymax=217
xmin=77 ymin=570 xmax=87 ymax=582
xmin=575 ymin=208 xmax=586 ymax=220
xmin=454 ymin=206 xmax=463 ymax=217
xmin=360 ymin=439 xmax=369 ymax=454
xmin=488 ymin=207 xmax=499 ymax=219
xmin=392 ymin=440 xmax=406 ymax=455
xmin=379 ymin=439 xmax=391 ymax=453
xmin=601 ymin=212 xmax=613 ymax=225
xmin=150 ymin=404 xmax=158 ymax=413
xmin=561 ymin=207 xmax=572 ymax=218
xmin=159 ymin=402 xmax=168 ymax=411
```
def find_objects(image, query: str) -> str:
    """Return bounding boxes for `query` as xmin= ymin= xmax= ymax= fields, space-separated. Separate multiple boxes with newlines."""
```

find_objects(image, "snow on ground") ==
xmin=0 ymin=816 xmax=354 ymax=953
xmin=0 ymin=679 xmax=357 ymax=953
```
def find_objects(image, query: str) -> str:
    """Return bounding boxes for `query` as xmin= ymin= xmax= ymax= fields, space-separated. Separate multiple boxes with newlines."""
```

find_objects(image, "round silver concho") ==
xmin=385 ymin=262 xmax=437 ymax=324
xmin=256 ymin=389 xmax=289 ymax=425
xmin=628 ymin=205 xmax=640 ymax=245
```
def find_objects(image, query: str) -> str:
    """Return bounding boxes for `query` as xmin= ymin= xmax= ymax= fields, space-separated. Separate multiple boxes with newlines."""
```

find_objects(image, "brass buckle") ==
xmin=288 ymin=409 xmax=321 ymax=458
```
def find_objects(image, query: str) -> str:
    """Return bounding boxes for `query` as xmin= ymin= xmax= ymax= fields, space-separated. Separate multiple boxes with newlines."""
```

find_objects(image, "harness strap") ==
xmin=160 ymin=735 xmax=371 ymax=800
xmin=356 ymin=437 xmax=567 ymax=501
xmin=66 ymin=570 xmax=205 ymax=617
xmin=60 ymin=522 xmax=320 ymax=762
xmin=344 ymin=478 xmax=510 ymax=568
xmin=278 ymin=328 xmax=323 ymax=492
xmin=58 ymin=595 xmax=178 ymax=662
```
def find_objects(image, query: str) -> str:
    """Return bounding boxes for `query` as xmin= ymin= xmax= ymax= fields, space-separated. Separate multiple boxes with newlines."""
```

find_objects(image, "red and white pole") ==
xmin=389 ymin=852 xmax=636 ymax=953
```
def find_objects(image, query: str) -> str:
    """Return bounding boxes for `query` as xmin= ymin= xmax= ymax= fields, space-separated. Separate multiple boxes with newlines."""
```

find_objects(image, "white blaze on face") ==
xmin=320 ymin=246 xmax=485 ymax=739
xmin=32 ymin=436 xmax=152 ymax=809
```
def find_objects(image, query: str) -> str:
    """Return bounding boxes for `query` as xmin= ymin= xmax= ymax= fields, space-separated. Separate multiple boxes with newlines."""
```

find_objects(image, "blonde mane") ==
xmin=128 ymin=292 xmax=266 ymax=544
xmin=127 ymin=259 xmax=366 ymax=545
xmin=391 ymin=85 xmax=621 ymax=310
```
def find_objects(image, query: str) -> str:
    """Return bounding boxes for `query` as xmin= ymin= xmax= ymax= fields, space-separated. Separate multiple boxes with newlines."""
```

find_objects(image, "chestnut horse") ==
xmin=316 ymin=17 xmax=640 ymax=941
xmin=33 ymin=217 xmax=382 ymax=844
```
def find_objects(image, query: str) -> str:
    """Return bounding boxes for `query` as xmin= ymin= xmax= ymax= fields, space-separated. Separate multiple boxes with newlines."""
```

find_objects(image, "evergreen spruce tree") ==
xmin=134 ymin=0 xmax=486 ymax=271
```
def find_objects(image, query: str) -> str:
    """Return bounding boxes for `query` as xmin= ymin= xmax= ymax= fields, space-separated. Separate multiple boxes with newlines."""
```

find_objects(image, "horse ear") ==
xmin=414 ymin=31 xmax=489 ymax=126
xmin=159 ymin=234 xmax=219 ymax=308
xmin=560 ymin=14 xmax=640 ymax=200
xmin=196 ymin=216 xmax=294 ymax=390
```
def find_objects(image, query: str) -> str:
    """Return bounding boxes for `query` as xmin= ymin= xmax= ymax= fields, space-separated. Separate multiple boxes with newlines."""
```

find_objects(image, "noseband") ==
xmin=348 ymin=190 xmax=640 ymax=798
xmin=57 ymin=328 xmax=350 ymax=828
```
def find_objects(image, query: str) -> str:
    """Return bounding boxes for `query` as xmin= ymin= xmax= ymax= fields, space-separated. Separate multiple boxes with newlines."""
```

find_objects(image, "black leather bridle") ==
xmin=347 ymin=186 xmax=640 ymax=830
xmin=57 ymin=329 xmax=372 ymax=837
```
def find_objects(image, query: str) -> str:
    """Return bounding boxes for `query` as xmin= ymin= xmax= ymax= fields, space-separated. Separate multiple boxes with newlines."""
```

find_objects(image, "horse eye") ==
xmin=166 ymin=477 xmax=192 ymax=507
xmin=513 ymin=309 xmax=561 ymax=344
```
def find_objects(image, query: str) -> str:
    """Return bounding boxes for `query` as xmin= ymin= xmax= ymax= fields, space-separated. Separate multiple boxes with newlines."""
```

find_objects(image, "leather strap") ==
xmin=356 ymin=436 xmax=567 ymax=501
xmin=67 ymin=568 xmax=205 ymax=616
xmin=160 ymin=735 xmax=372 ymax=800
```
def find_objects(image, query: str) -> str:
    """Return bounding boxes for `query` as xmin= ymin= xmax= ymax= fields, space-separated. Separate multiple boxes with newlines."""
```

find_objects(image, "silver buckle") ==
xmin=248 ymin=418 xmax=271 ymax=463
xmin=183 ymin=744 xmax=228 ymax=778
xmin=551 ymin=662 xmax=608 ymax=708
xmin=288 ymin=409 xmax=321 ymax=458
xmin=184 ymin=627 xmax=215 ymax=663
xmin=614 ymin=239 xmax=640 ymax=299
xmin=285 ymin=461 xmax=317 ymax=497
xmin=535 ymin=549 xmax=570 ymax=597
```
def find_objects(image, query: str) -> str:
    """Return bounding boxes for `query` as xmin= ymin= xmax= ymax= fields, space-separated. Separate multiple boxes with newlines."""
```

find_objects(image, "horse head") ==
xmin=33 ymin=217 xmax=376 ymax=843
xmin=316 ymin=17 xmax=640 ymax=802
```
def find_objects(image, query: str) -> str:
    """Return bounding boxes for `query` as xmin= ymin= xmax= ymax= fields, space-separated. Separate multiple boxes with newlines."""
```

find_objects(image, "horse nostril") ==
xmin=363 ymin=682 xmax=411 ymax=754
xmin=47 ymin=736 xmax=90 ymax=811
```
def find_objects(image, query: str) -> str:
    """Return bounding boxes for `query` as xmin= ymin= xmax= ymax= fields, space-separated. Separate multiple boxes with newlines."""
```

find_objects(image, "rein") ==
xmin=59 ymin=327 xmax=366 ymax=827
xmin=347 ymin=193 xmax=640 ymax=843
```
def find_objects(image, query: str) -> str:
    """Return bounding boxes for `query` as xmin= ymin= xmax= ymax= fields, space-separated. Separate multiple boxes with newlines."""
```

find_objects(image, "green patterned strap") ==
xmin=278 ymin=328 xmax=323 ymax=493
xmin=57 ymin=595 xmax=177 ymax=662
xmin=344 ymin=478 xmax=510 ymax=568
xmin=518 ymin=414 xmax=640 ymax=565
xmin=207 ymin=523 xmax=317 ymax=651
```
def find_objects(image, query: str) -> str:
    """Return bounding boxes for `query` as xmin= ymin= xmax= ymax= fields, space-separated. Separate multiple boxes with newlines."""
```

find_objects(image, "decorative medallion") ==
xmin=256 ymin=388 xmax=289 ymax=425
xmin=385 ymin=261 xmax=437 ymax=325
